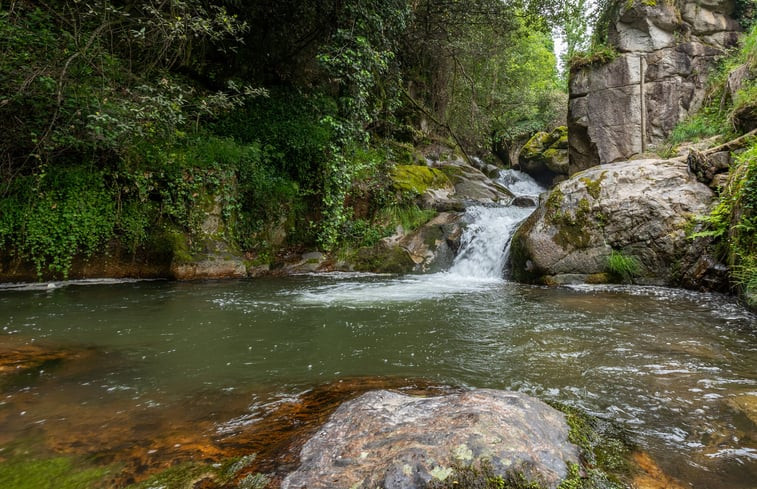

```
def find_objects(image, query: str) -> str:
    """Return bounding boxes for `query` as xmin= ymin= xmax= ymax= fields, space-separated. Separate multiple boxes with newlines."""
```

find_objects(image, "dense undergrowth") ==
xmin=0 ymin=0 xmax=566 ymax=279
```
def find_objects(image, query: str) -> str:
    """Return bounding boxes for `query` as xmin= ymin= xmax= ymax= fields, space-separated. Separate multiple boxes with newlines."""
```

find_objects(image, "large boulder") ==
xmin=392 ymin=160 xmax=512 ymax=211
xmin=510 ymin=158 xmax=725 ymax=287
xmin=281 ymin=389 xmax=580 ymax=489
xmin=569 ymin=0 xmax=742 ymax=172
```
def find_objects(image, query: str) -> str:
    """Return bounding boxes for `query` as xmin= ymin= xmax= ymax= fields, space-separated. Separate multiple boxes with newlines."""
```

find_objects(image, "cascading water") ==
xmin=446 ymin=169 xmax=545 ymax=279
xmin=297 ymin=168 xmax=545 ymax=304
xmin=497 ymin=168 xmax=545 ymax=198
xmin=446 ymin=205 xmax=534 ymax=279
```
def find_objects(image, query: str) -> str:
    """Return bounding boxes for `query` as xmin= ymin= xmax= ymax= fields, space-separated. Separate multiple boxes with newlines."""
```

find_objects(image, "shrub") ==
xmin=1 ymin=166 xmax=117 ymax=278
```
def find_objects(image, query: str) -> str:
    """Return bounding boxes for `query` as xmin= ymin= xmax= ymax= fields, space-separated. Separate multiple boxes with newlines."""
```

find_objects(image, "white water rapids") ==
xmin=297 ymin=169 xmax=545 ymax=304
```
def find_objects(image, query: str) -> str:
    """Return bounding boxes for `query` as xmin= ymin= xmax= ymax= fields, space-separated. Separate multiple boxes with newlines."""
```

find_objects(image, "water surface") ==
xmin=0 ymin=276 xmax=755 ymax=487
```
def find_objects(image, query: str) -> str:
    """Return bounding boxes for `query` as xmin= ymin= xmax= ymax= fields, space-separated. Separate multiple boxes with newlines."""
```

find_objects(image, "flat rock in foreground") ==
xmin=281 ymin=389 xmax=579 ymax=489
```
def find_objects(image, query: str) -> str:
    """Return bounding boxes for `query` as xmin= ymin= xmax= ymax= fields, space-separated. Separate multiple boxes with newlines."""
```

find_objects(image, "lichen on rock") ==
xmin=510 ymin=158 xmax=725 ymax=288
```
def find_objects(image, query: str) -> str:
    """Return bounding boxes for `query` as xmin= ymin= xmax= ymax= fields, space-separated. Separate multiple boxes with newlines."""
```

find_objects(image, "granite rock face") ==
xmin=281 ymin=389 xmax=580 ymax=489
xmin=569 ymin=0 xmax=742 ymax=172
xmin=510 ymin=158 xmax=725 ymax=287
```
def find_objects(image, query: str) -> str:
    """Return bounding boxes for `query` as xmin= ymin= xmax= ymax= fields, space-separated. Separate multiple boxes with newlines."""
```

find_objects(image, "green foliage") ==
xmin=212 ymin=90 xmax=335 ymax=184
xmin=0 ymin=166 xmax=116 ymax=278
xmin=730 ymin=145 xmax=757 ymax=244
xmin=667 ymin=107 xmax=733 ymax=146
xmin=735 ymin=0 xmax=757 ymax=29
xmin=606 ymin=251 xmax=641 ymax=282
xmin=701 ymin=143 xmax=757 ymax=304
xmin=378 ymin=205 xmax=437 ymax=232
xmin=0 ymin=0 xmax=573 ymax=270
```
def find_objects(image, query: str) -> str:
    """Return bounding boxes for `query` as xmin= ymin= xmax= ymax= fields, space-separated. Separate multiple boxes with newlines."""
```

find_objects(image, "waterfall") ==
xmin=447 ymin=169 xmax=545 ymax=279
xmin=447 ymin=206 xmax=534 ymax=279
xmin=296 ymin=168 xmax=545 ymax=304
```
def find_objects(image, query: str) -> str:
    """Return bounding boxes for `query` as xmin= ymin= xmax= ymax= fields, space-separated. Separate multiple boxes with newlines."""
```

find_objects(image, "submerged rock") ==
xmin=281 ymin=389 xmax=580 ymax=489
xmin=510 ymin=158 xmax=724 ymax=288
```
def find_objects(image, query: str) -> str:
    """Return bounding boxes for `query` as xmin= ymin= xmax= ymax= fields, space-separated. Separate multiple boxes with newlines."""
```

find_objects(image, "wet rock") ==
xmin=170 ymin=192 xmax=247 ymax=280
xmin=568 ymin=0 xmax=741 ymax=171
xmin=281 ymin=389 xmax=580 ymax=489
xmin=349 ymin=243 xmax=418 ymax=274
xmin=392 ymin=159 xmax=511 ymax=211
xmin=393 ymin=212 xmax=464 ymax=273
xmin=344 ymin=213 xmax=464 ymax=274
xmin=511 ymin=196 xmax=538 ymax=208
xmin=631 ymin=451 xmax=687 ymax=489
xmin=285 ymin=252 xmax=328 ymax=274
xmin=510 ymin=158 xmax=720 ymax=288
xmin=171 ymin=256 xmax=247 ymax=280
xmin=469 ymin=157 xmax=501 ymax=179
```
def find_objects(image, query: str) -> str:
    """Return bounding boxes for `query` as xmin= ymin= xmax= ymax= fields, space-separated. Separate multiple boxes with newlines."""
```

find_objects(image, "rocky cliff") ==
xmin=569 ymin=0 xmax=742 ymax=172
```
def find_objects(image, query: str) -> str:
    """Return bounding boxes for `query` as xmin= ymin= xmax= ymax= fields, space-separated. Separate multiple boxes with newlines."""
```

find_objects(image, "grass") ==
xmin=378 ymin=204 xmax=437 ymax=232
xmin=606 ymin=251 xmax=640 ymax=282
xmin=569 ymin=45 xmax=618 ymax=71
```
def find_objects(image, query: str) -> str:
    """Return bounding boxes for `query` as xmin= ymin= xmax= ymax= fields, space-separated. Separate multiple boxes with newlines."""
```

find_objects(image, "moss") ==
xmin=123 ymin=454 xmax=265 ymax=489
xmin=586 ymin=272 xmax=611 ymax=284
xmin=521 ymin=132 xmax=552 ymax=159
xmin=509 ymin=213 xmax=544 ymax=284
xmin=545 ymin=188 xmax=565 ymax=216
xmin=0 ymin=456 xmax=112 ymax=489
xmin=545 ymin=188 xmax=595 ymax=249
xmin=164 ymin=228 xmax=195 ymax=264
xmin=392 ymin=165 xmax=452 ymax=195
xmin=549 ymin=403 xmax=632 ymax=489
xmin=569 ymin=45 xmax=618 ymax=71
xmin=577 ymin=198 xmax=591 ymax=215
xmin=350 ymin=244 xmax=416 ymax=274
xmin=124 ymin=463 xmax=212 ymax=489
xmin=579 ymin=172 xmax=606 ymax=200
xmin=425 ymin=460 xmax=545 ymax=489
xmin=554 ymin=129 xmax=569 ymax=149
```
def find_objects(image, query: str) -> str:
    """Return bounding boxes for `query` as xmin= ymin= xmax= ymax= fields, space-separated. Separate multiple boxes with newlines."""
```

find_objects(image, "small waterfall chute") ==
xmin=447 ymin=205 xmax=534 ymax=279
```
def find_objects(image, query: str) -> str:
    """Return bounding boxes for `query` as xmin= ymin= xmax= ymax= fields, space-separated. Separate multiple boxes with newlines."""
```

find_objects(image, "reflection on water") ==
xmin=0 ymin=277 xmax=755 ymax=487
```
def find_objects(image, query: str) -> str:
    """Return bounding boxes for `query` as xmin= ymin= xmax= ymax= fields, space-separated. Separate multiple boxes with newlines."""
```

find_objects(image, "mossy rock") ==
xmin=521 ymin=132 xmax=554 ymax=160
xmin=522 ymin=127 xmax=568 ymax=160
xmin=151 ymin=227 xmax=195 ymax=264
xmin=392 ymin=165 xmax=452 ymax=195
xmin=551 ymin=126 xmax=569 ymax=149
xmin=349 ymin=244 xmax=416 ymax=274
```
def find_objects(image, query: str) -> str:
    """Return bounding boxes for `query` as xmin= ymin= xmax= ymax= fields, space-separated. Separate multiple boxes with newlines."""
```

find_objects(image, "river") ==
xmin=0 ymin=171 xmax=755 ymax=488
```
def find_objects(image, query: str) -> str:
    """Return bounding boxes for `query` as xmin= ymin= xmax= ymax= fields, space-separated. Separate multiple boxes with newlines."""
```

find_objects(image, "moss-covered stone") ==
xmin=392 ymin=165 xmax=452 ymax=195
xmin=349 ymin=244 xmax=416 ymax=274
